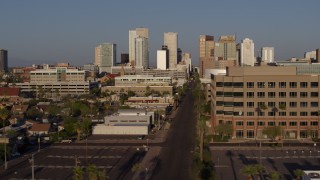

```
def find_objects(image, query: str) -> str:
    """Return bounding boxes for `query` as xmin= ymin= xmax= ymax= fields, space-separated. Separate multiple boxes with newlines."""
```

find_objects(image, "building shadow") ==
xmin=226 ymin=150 xmax=238 ymax=180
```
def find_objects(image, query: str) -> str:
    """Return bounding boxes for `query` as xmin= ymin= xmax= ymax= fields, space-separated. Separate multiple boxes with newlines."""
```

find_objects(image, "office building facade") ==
xmin=0 ymin=49 xmax=8 ymax=72
xmin=261 ymin=47 xmax=274 ymax=63
xmin=129 ymin=28 xmax=149 ymax=68
xmin=164 ymin=32 xmax=178 ymax=69
xmin=95 ymin=43 xmax=116 ymax=72
xmin=211 ymin=66 xmax=320 ymax=139
xmin=240 ymin=38 xmax=255 ymax=66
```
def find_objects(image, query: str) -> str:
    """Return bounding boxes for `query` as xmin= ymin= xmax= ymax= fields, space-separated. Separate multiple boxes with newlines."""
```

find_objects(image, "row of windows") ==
xmin=216 ymin=110 xmax=320 ymax=116
xmin=235 ymin=121 xmax=319 ymax=126
xmin=215 ymin=91 xmax=319 ymax=98
xmin=216 ymin=82 xmax=319 ymax=88
xmin=235 ymin=130 xmax=318 ymax=138
xmin=216 ymin=101 xmax=319 ymax=108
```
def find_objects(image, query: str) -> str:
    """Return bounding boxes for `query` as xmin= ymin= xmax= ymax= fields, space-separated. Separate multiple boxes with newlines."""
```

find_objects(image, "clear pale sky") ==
xmin=0 ymin=0 xmax=319 ymax=67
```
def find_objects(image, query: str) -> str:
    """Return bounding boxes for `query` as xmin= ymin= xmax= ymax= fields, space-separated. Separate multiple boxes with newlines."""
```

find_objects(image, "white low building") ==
xmin=92 ymin=109 xmax=154 ymax=135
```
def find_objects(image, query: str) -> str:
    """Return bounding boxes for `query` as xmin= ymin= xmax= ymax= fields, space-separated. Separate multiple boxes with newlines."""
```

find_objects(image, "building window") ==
xmin=233 ymin=82 xmax=243 ymax=88
xmin=289 ymin=121 xmax=297 ymax=126
xmin=311 ymin=121 xmax=319 ymax=126
xmin=224 ymin=82 xmax=233 ymax=87
xmin=236 ymin=121 xmax=243 ymax=126
xmin=216 ymin=82 xmax=223 ymax=87
xmin=279 ymin=112 xmax=286 ymax=116
xmin=300 ymin=102 xmax=308 ymax=108
xmin=236 ymin=130 xmax=243 ymax=138
xmin=300 ymin=131 xmax=308 ymax=138
xmin=311 ymin=102 xmax=319 ymax=107
xmin=257 ymin=82 xmax=265 ymax=88
xmin=216 ymin=91 xmax=223 ymax=97
xmin=279 ymin=82 xmax=286 ymax=88
xmin=247 ymin=82 xmax=254 ymax=88
xmin=247 ymin=130 xmax=254 ymax=138
xmin=247 ymin=102 xmax=255 ymax=108
xmin=279 ymin=121 xmax=286 ymax=126
xmin=289 ymin=102 xmax=297 ymax=107
xmin=311 ymin=111 xmax=318 ymax=116
xmin=311 ymin=92 xmax=319 ymax=97
xmin=247 ymin=121 xmax=254 ymax=126
xmin=268 ymin=82 xmax=275 ymax=88
xmin=268 ymin=122 xmax=275 ymax=126
xmin=216 ymin=110 xmax=224 ymax=114
xmin=279 ymin=92 xmax=286 ymax=98
xmin=300 ymin=82 xmax=308 ymax=88
xmin=234 ymin=102 xmax=244 ymax=107
xmin=300 ymin=112 xmax=308 ymax=116
xmin=268 ymin=92 xmax=276 ymax=98
xmin=247 ymin=92 xmax=254 ymax=98
xmin=300 ymin=121 xmax=308 ymax=126
xmin=224 ymin=102 xmax=234 ymax=107
xmin=257 ymin=92 xmax=265 ymax=98
xmin=234 ymin=92 xmax=244 ymax=97
xmin=268 ymin=102 xmax=276 ymax=107
xmin=247 ymin=112 xmax=254 ymax=116
xmin=268 ymin=111 xmax=275 ymax=116
xmin=258 ymin=121 xmax=265 ymax=126
xmin=216 ymin=101 xmax=223 ymax=106
xmin=290 ymin=112 xmax=297 ymax=116
xmin=224 ymin=111 xmax=233 ymax=115
xmin=289 ymin=82 xmax=297 ymax=88
xmin=289 ymin=92 xmax=297 ymax=98
xmin=300 ymin=92 xmax=308 ymax=98
xmin=311 ymin=82 xmax=319 ymax=88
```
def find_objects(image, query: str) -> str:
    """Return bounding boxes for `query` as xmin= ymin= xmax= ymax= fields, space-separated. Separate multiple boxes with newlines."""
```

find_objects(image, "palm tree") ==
xmin=267 ymin=171 xmax=280 ymax=180
xmin=253 ymin=164 xmax=265 ymax=180
xmin=73 ymin=166 xmax=84 ymax=180
xmin=241 ymin=165 xmax=256 ymax=180
xmin=294 ymin=169 xmax=304 ymax=180
xmin=279 ymin=103 xmax=286 ymax=138
xmin=255 ymin=103 xmax=267 ymax=139
xmin=87 ymin=164 xmax=98 ymax=180
xmin=75 ymin=121 xmax=83 ymax=141
xmin=271 ymin=107 xmax=279 ymax=126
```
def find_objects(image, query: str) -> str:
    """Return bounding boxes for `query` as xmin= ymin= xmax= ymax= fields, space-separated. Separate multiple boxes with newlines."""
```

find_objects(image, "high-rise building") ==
xmin=0 ymin=49 xmax=8 ymax=72
xmin=199 ymin=35 xmax=214 ymax=58
xmin=261 ymin=47 xmax=274 ymax=63
xmin=177 ymin=48 xmax=182 ymax=64
xmin=214 ymin=35 xmax=237 ymax=61
xmin=157 ymin=45 xmax=169 ymax=70
xmin=316 ymin=48 xmax=320 ymax=63
xmin=95 ymin=43 xmax=116 ymax=73
xmin=164 ymin=32 xmax=178 ymax=69
xmin=129 ymin=28 xmax=149 ymax=68
xmin=135 ymin=37 xmax=148 ymax=67
xmin=240 ymin=38 xmax=255 ymax=66
xmin=304 ymin=51 xmax=317 ymax=61
xmin=199 ymin=35 xmax=215 ymax=78
xmin=121 ymin=53 xmax=129 ymax=64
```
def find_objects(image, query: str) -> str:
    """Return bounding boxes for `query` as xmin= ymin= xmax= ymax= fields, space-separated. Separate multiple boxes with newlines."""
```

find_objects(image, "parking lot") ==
xmin=0 ymin=146 xmax=146 ymax=179
xmin=211 ymin=147 xmax=320 ymax=180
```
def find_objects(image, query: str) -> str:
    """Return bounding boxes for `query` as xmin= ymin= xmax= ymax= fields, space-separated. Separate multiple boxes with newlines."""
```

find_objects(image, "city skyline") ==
xmin=0 ymin=0 xmax=319 ymax=67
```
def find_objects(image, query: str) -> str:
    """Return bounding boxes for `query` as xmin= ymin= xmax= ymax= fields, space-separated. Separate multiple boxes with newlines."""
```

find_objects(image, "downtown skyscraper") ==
xmin=164 ymin=32 xmax=178 ymax=69
xmin=0 ymin=49 xmax=8 ymax=72
xmin=240 ymin=38 xmax=255 ymax=66
xmin=261 ymin=47 xmax=275 ymax=63
xmin=129 ymin=28 xmax=149 ymax=68
xmin=95 ymin=43 xmax=116 ymax=73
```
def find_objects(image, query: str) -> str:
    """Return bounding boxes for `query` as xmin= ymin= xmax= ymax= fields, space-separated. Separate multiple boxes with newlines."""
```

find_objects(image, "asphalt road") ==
xmin=152 ymin=85 xmax=197 ymax=180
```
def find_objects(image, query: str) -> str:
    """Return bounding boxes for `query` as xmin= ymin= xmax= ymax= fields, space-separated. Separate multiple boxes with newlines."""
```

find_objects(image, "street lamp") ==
xmin=29 ymin=154 xmax=35 ymax=180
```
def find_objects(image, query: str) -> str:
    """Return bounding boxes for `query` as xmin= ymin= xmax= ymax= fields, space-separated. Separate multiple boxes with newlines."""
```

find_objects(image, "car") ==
xmin=11 ymin=152 xmax=20 ymax=157
xmin=137 ymin=135 xmax=144 ymax=140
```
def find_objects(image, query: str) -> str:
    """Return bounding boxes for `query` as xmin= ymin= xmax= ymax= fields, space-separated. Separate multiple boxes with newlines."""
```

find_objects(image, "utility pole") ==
xmin=29 ymin=154 xmax=35 ymax=180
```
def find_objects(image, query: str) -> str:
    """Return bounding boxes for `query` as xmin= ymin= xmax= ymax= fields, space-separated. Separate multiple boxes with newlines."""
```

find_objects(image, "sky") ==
xmin=0 ymin=0 xmax=319 ymax=67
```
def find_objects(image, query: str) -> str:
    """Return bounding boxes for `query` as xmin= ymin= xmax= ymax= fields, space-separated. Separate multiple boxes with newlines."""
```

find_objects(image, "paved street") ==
xmin=211 ymin=146 xmax=320 ymax=180
xmin=152 ymin=85 xmax=197 ymax=180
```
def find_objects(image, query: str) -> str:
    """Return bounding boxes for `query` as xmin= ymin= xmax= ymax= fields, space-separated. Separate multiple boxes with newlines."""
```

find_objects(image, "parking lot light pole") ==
xmin=29 ymin=154 xmax=35 ymax=180
xmin=259 ymin=141 xmax=262 ymax=164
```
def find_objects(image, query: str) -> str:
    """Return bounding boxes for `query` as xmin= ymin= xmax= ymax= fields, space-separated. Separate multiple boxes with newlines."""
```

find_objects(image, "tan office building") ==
xmin=211 ymin=66 xmax=320 ymax=139
xmin=199 ymin=35 xmax=215 ymax=78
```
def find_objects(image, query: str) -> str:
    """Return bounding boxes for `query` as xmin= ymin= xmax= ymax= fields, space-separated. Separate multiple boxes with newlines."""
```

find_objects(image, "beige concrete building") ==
xmin=164 ymin=32 xmax=178 ymax=69
xmin=102 ymin=86 xmax=173 ymax=96
xmin=115 ymin=75 xmax=172 ymax=86
xmin=211 ymin=66 xmax=320 ymax=139
xmin=199 ymin=35 xmax=215 ymax=78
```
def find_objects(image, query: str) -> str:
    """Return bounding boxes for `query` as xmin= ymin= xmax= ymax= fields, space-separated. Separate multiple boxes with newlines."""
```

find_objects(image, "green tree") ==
xmin=26 ymin=107 xmax=43 ymax=121
xmin=215 ymin=122 xmax=233 ymax=141
xmin=241 ymin=165 xmax=256 ymax=180
xmin=87 ymin=164 xmax=98 ymax=180
xmin=294 ymin=169 xmax=304 ymax=180
xmin=73 ymin=166 xmax=84 ymax=180
xmin=253 ymin=164 xmax=265 ymax=180
xmin=63 ymin=117 xmax=77 ymax=136
xmin=0 ymin=108 xmax=10 ymax=128
xmin=263 ymin=126 xmax=282 ymax=141
xmin=267 ymin=171 xmax=280 ymax=180
xmin=255 ymin=103 xmax=267 ymax=139
xmin=127 ymin=90 xmax=136 ymax=97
